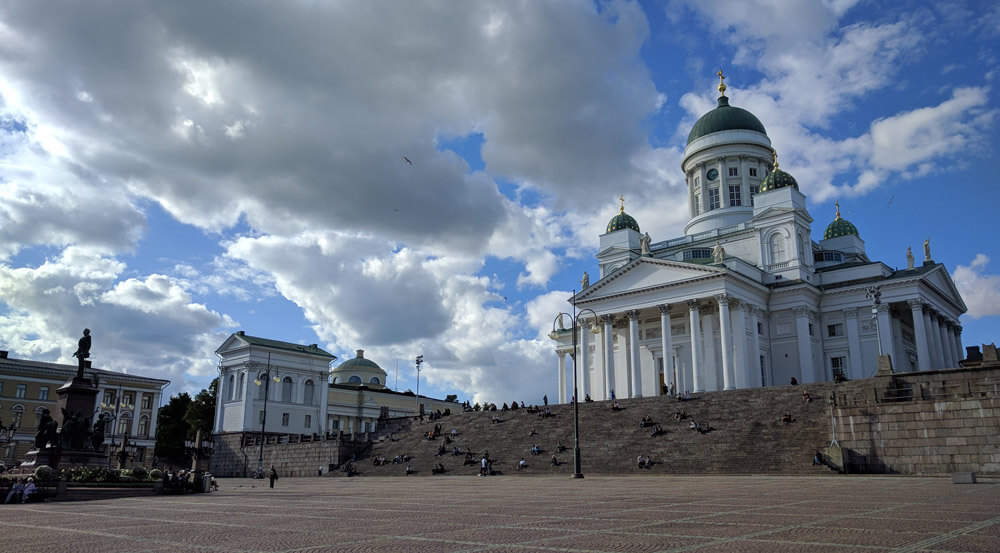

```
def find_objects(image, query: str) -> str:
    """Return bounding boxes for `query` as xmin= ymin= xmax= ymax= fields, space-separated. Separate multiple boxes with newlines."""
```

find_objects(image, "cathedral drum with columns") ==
xmin=550 ymin=73 xmax=967 ymax=402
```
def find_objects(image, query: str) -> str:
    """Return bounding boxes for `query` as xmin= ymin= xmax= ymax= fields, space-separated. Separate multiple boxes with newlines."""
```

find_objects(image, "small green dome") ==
xmin=606 ymin=196 xmax=640 ymax=233
xmin=336 ymin=354 xmax=382 ymax=371
xmin=687 ymin=96 xmax=768 ymax=145
xmin=758 ymin=151 xmax=798 ymax=193
xmin=823 ymin=202 xmax=860 ymax=240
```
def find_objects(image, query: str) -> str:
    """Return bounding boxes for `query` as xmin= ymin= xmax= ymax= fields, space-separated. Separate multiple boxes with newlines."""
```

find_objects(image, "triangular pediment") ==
xmin=597 ymin=245 xmax=634 ymax=258
xmin=922 ymin=264 xmax=968 ymax=312
xmin=216 ymin=333 xmax=249 ymax=356
xmin=577 ymin=258 xmax=724 ymax=301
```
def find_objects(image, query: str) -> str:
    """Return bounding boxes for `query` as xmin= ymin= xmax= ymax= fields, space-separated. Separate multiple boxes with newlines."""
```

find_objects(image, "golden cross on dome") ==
xmin=835 ymin=201 xmax=841 ymax=220
xmin=772 ymin=149 xmax=779 ymax=168
xmin=618 ymin=194 xmax=625 ymax=213
xmin=717 ymin=69 xmax=727 ymax=97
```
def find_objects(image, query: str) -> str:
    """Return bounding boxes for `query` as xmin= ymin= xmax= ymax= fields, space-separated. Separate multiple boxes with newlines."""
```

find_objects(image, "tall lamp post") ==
xmin=100 ymin=385 xmax=127 ymax=469
xmin=865 ymin=284 xmax=883 ymax=356
xmin=253 ymin=353 xmax=280 ymax=477
xmin=548 ymin=292 xmax=600 ymax=479
xmin=414 ymin=355 xmax=424 ymax=416
xmin=0 ymin=422 xmax=17 ymax=464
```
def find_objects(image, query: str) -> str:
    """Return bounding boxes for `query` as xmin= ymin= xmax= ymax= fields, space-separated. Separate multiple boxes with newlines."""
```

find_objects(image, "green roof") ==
xmin=233 ymin=332 xmax=335 ymax=358
xmin=759 ymin=167 xmax=798 ymax=193
xmin=823 ymin=204 xmax=860 ymax=239
xmin=607 ymin=212 xmax=640 ymax=233
xmin=687 ymin=96 xmax=767 ymax=145
xmin=334 ymin=350 xmax=384 ymax=371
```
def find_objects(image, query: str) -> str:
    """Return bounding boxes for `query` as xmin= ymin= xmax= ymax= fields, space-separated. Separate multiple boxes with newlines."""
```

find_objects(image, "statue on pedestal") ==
xmin=906 ymin=247 xmax=914 ymax=270
xmin=72 ymin=328 xmax=91 ymax=379
xmin=923 ymin=238 xmax=931 ymax=262
xmin=580 ymin=271 xmax=590 ymax=290
xmin=91 ymin=414 xmax=107 ymax=452
xmin=640 ymin=232 xmax=651 ymax=255
xmin=35 ymin=408 xmax=58 ymax=449
xmin=712 ymin=241 xmax=725 ymax=263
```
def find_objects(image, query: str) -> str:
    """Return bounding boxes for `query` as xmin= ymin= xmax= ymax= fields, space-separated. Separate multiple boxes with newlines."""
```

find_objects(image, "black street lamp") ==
xmin=548 ymin=291 xmax=600 ymax=479
xmin=414 ymin=355 xmax=424 ymax=415
xmin=253 ymin=352 xmax=280 ymax=477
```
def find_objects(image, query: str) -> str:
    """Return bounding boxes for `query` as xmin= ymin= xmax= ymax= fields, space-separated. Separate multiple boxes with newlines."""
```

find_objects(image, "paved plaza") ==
xmin=1 ymin=475 xmax=998 ymax=552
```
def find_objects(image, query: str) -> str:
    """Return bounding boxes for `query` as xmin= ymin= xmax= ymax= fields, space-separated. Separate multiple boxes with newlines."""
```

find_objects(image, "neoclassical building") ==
xmin=550 ymin=75 xmax=967 ymax=402
xmin=213 ymin=331 xmax=455 ymax=437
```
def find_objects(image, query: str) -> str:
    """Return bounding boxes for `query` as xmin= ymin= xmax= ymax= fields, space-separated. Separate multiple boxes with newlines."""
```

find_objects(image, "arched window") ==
xmin=118 ymin=414 xmax=132 ymax=436
xmin=369 ymin=377 xmax=380 ymax=385
xmin=138 ymin=415 xmax=150 ymax=437
xmin=101 ymin=412 xmax=113 ymax=434
xmin=281 ymin=377 xmax=293 ymax=403
xmin=303 ymin=380 xmax=315 ymax=405
xmin=238 ymin=373 xmax=245 ymax=400
xmin=348 ymin=375 xmax=362 ymax=384
xmin=257 ymin=375 xmax=268 ymax=400
xmin=769 ymin=233 xmax=787 ymax=263
xmin=228 ymin=374 xmax=236 ymax=401
xmin=33 ymin=406 xmax=46 ymax=426
xmin=11 ymin=405 xmax=24 ymax=428
xmin=797 ymin=232 xmax=805 ymax=259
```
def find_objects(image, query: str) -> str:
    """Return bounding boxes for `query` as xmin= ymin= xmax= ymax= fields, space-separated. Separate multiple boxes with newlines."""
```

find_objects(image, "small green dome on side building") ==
xmin=758 ymin=150 xmax=799 ymax=193
xmin=823 ymin=202 xmax=860 ymax=240
xmin=606 ymin=195 xmax=640 ymax=233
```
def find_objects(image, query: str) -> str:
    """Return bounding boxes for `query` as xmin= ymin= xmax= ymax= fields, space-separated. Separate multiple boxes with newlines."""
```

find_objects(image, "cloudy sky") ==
xmin=1 ymin=0 xmax=998 ymax=405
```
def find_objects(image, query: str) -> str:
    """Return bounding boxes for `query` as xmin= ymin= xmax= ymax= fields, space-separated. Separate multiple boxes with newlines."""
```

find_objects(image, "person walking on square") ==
xmin=268 ymin=464 xmax=278 ymax=488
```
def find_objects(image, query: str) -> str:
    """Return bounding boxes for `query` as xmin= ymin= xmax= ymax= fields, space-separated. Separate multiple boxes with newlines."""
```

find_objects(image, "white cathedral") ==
xmin=550 ymin=74 xmax=967 ymax=402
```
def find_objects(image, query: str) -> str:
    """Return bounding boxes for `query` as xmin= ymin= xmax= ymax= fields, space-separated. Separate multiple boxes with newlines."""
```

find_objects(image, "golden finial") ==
xmin=717 ymin=69 xmax=727 ymax=98
xmin=618 ymin=194 xmax=625 ymax=213
xmin=835 ymin=201 xmax=841 ymax=220
xmin=772 ymin=149 xmax=779 ymax=169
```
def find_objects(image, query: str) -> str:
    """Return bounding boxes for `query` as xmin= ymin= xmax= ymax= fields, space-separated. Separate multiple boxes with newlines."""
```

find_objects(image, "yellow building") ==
xmin=0 ymin=350 xmax=169 ymax=467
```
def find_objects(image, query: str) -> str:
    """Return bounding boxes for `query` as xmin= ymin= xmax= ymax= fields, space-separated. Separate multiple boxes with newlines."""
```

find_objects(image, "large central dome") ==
xmin=687 ymin=96 xmax=767 ymax=145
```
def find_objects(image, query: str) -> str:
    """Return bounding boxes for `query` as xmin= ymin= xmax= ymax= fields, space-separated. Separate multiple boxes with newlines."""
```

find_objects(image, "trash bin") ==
xmin=201 ymin=473 xmax=212 ymax=493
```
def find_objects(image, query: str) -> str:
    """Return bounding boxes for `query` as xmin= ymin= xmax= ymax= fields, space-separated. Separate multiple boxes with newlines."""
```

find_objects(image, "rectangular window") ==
xmin=281 ymin=413 xmax=289 ymax=426
xmin=15 ymin=384 xmax=26 ymax=399
xmin=136 ymin=447 xmax=146 ymax=463
xmin=728 ymin=185 xmax=741 ymax=207
xmin=104 ymin=390 xmax=116 ymax=405
xmin=708 ymin=188 xmax=720 ymax=210
xmin=141 ymin=394 xmax=152 ymax=409
xmin=694 ymin=176 xmax=700 ymax=186
xmin=118 ymin=418 xmax=130 ymax=435
xmin=831 ymin=356 xmax=847 ymax=380
xmin=304 ymin=414 xmax=312 ymax=428
xmin=138 ymin=418 xmax=149 ymax=437
xmin=749 ymin=167 xmax=757 ymax=177
xmin=12 ymin=410 xmax=22 ymax=428
xmin=39 ymin=386 xmax=49 ymax=401
xmin=808 ymin=323 xmax=815 ymax=337
xmin=0 ymin=381 xmax=3 ymax=397
xmin=123 ymin=393 xmax=134 ymax=407
xmin=728 ymin=167 xmax=738 ymax=177
xmin=827 ymin=323 xmax=844 ymax=337
xmin=694 ymin=193 xmax=702 ymax=215
xmin=757 ymin=322 xmax=763 ymax=335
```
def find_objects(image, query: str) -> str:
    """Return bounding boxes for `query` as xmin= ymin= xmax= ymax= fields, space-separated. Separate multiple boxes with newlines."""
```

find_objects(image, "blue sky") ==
xmin=0 ymin=0 xmax=997 ymax=405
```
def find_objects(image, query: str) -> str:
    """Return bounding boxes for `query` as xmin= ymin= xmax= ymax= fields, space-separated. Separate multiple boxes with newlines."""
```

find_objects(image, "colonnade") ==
xmin=555 ymin=294 xmax=773 ymax=402
xmin=906 ymin=300 xmax=963 ymax=371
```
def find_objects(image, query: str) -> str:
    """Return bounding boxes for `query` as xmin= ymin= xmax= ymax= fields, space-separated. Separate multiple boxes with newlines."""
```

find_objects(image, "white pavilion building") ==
xmin=550 ymin=75 xmax=967 ymax=402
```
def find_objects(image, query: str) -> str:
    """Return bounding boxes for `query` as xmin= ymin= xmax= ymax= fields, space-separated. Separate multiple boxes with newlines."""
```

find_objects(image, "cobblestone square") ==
xmin=0 ymin=475 xmax=997 ymax=553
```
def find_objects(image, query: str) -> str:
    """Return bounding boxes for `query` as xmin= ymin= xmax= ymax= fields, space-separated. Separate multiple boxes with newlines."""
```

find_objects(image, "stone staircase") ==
xmin=334 ymin=382 xmax=845 ymax=477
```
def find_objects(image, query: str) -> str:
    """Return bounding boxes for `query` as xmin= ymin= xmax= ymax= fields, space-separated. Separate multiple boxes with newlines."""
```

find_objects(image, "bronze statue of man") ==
xmin=73 ymin=328 xmax=91 ymax=378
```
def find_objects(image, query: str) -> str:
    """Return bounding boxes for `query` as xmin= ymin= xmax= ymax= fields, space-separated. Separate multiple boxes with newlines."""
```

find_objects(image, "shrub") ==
xmin=131 ymin=466 xmax=149 ymax=481
xmin=33 ymin=465 xmax=54 ymax=482
xmin=148 ymin=469 xmax=163 ymax=481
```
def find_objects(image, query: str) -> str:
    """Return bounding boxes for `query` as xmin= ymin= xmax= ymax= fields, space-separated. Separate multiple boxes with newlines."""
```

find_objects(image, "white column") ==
xmin=717 ymin=295 xmax=735 ymax=391
xmin=627 ymin=310 xmax=642 ymax=398
xmin=923 ymin=308 xmax=938 ymax=370
xmin=733 ymin=301 xmax=748 ymax=388
xmin=939 ymin=317 xmax=953 ymax=368
xmin=658 ymin=304 xmax=673 ymax=395
xmin=844 ymin=308 xmax=864 ymax=380
xmin=602 ymin=315 xmax=616 ymax=399
xmin=149 ymin=391 xmax=162 ymax=437
xmin=579 ymin=320 xmax=591 ymax=400
xmin=944 ymin=322 xmax=957 ymax=366
xmin=931 ymin=312 xmax=945 ymax=369
xmin=702 ymin=308 xmax=718 ymax=391
xmin=213 ymin=369 xmax=227 ymax=433
xmin=908 ymin=300 xmax=932 ymax=372
xmin=557 ymin=352 xmax=567 ymax=404
xmin=876 ymin=303 xmax=894 ymax=364
xmin=793 ymin=307 xmax=815 ymax=383
xmin=672 ymin=346 xmax=683 ymax=394
xmin=687 ymin=300 xmax=703 ymax=393
xmin=749 ymin=307 xmax=763 ymax=387
xmin=954 ymin=325 xmax=964 ymax=362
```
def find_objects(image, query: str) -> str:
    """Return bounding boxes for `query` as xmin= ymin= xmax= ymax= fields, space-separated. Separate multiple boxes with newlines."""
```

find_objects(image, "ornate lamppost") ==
xmin=184 ymin=430 xmax=215 ymax=471
xmin=0 ymin=421 xmax=17 ymax=464
xmin=252 ymin=352 xmax=280 ymax=477
xmin=548 ymin=292 xmax=600 ymax=479
xmin=865 ymin=284 xmax=883 ymax=356
xmin=100 ymin=385 xmax=128 ymax=469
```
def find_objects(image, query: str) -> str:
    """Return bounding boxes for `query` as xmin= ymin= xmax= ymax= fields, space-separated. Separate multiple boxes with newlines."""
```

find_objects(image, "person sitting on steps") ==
xmin=781 ymin=412 xmax=796 ymax=424
xmin=517 ymin=458 xmax=527 ymax=470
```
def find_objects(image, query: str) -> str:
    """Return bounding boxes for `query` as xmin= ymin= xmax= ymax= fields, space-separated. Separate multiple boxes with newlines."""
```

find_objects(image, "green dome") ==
xmin=759 ymin=167 xmax=798 ymax=192
xmin=336 ymin=351 xmax=383 ymax=371
xmin=606 ymin=196 xmax=640 ymax=233
xmin=687 ymin=96 xmax=767 ymax=145
xmin=823 ymin=203 xmax=859 ymax=239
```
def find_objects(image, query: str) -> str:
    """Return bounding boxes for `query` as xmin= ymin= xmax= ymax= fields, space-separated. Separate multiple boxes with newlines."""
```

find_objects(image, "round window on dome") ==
xmin=348 ymin=375 xmax=362 ymax=383
xmin=369 ymin=377 xmax=380 ymax=385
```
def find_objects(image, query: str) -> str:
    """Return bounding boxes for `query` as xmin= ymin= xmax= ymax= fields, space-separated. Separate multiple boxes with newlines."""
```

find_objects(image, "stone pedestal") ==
xmin=876 ymin=354 xmax=894 ymax=376
xmin=56 ymin=376 xmax=99 ymax=427
xmin=18 ymin=375 xmax=108 ymax=471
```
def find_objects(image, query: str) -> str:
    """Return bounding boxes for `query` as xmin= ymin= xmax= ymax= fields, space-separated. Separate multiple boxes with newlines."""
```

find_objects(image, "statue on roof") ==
xmin=923 ymin=238 xmax=931 ymax=262
xmin=906 ymin=247 xmax=915 ymax=270
xmin=640 ymin=232 xmax=651 ymax=255
xmin=713 ymin=241 xmax=725 ymax=264
xmin=580 ymin=271 xmax=590 ymax=290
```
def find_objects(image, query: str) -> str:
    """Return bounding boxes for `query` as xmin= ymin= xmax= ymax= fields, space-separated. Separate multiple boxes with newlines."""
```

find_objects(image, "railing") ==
xmin=767 ymin=261 xmax=790 ymax=271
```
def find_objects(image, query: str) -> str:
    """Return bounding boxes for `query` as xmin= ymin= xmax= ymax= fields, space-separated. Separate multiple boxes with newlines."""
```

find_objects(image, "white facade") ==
xmin=552 ymin=88 xmax=967 ymax=402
